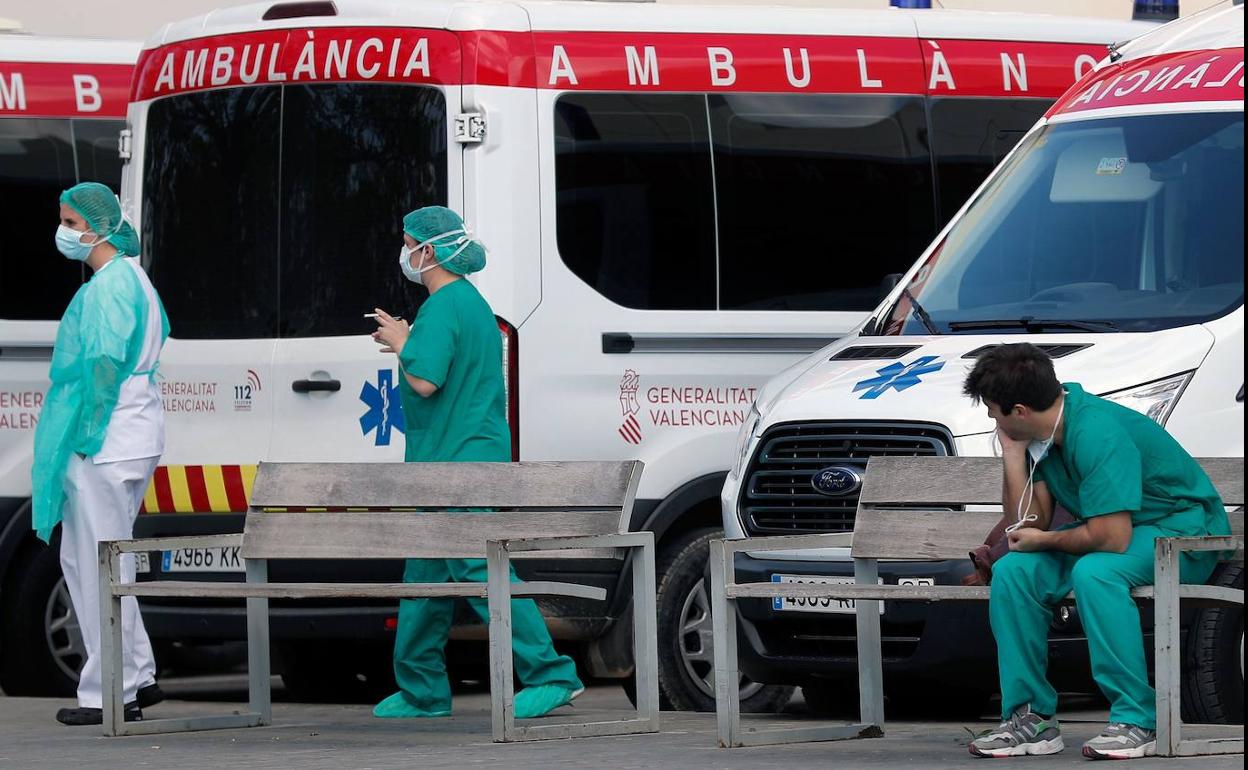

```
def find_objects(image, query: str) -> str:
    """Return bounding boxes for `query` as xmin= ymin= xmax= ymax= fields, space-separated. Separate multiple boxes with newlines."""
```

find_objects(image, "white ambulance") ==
xmin=0 ymin=0 xmax=1149 ymax=707
xmin=722 ymin=0 xmax=1243 ymax=719
xmin=0 ymin=34 xmax=137 ymax=697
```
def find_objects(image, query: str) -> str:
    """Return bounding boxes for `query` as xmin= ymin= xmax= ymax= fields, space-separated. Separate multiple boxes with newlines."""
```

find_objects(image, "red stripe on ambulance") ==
xmin=0 ymin=61 xmax=131 ymax=118
xmin=1048 ymin=46 xmax=1245 ymax=117
xmin=131 ymin=26 xmax=1111 ymax=101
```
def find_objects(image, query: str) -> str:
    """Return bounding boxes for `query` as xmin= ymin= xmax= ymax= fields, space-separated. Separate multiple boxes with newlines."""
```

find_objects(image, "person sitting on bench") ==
xmin=962 ymin=343 xmax=1229 ymax=760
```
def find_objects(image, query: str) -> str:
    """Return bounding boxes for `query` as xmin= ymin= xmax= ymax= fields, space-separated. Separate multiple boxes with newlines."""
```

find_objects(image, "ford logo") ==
xmin=811 ymin=465 xmax=864 ymax=497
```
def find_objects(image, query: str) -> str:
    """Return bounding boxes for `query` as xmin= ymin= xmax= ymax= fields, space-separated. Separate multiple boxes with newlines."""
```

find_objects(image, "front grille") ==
xmin=963 ymin=343 xmax=1091 ymax=360
xmin=739 ymin=422 xmax=953 ymax=535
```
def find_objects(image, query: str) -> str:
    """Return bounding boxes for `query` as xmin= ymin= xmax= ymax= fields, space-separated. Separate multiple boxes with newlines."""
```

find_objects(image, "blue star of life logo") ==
xmin=853 ymin=356 xmax=946 ymax=400
xmin=359 ymin=369 xmax=405 ymax=446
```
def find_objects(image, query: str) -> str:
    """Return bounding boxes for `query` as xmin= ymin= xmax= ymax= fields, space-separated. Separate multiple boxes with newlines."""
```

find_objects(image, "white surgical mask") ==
xmin=55 ymin=225 xmax=101 ymax=262
xmin=399 ymin=244 xmax=436 ymax=284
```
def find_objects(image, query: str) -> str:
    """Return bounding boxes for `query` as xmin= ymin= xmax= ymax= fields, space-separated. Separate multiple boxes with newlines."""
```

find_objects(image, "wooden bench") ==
xmin=710 ymin=455 xmax=1243 ymax=754
xmin=98 ymin=461 xmax=659 ymax=741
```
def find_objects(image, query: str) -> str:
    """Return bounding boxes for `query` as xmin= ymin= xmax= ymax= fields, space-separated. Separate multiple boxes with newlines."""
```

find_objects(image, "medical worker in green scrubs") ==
xmin=962 ymin=344 xmax=1229 ymax=760
xmin=370 ymin=206 xmax=583 ymax=720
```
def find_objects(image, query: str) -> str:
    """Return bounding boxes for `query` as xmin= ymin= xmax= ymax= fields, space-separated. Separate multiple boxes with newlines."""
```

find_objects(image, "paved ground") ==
xmin=1 ymin=681 xmax=1240 ymax=769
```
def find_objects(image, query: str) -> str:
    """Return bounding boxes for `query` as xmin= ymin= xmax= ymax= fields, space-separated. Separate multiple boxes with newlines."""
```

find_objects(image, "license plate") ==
xmin=161 ymin=546 xmax=244 ymax=573
xmin=769 ymin=574 xmax=934 ymax=614
xmin=135 ymin=552 xmax=150 ymax=574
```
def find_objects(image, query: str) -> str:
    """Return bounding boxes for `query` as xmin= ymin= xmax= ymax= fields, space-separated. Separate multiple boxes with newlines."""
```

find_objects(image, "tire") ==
xmin=1182 ymin=563 xmax=1244 ymax=725
xmin=651 ymin=527 xmax=794 ymax=713
xmin=278 ymin=641 xmax=395 ymax=703
xmin=0 ymin=537 xmax=82 ymax=697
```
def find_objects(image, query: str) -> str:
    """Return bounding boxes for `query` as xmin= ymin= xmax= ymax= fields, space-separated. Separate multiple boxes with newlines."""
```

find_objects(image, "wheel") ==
xmin=278 ymin=641 xmax=395 ymax=703
xmin=1182 ymin=563 xmax=1244 ymax=724
xmin=0 ymin=537 xmax=82 ymax=696
xmin=651 ymin=527 xmax=794 ymax=713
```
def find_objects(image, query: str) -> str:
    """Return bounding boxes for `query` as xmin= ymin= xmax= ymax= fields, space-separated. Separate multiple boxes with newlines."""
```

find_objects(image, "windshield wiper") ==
xmin=948 ymin=317 xmax=1119 ymax=333
xmin=901 ymin=288 xmax=941 ymax=335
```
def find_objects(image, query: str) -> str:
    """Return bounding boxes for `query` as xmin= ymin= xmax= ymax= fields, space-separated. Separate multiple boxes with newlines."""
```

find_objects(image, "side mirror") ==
xmin=878 ymin=273 xmax=903 ymax=302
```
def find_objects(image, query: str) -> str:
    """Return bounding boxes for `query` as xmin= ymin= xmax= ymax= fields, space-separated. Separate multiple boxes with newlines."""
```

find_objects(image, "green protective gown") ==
xmin=31 ymin=257 xmax=170 ymax=543
xmin=381 ymin=278 xmax=582 ymax=716
xmin=991 ymin=384 xmax=1228 ymax=729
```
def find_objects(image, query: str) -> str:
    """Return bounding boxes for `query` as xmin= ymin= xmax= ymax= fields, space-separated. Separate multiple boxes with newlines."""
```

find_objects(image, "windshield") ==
xmin=141 ymin=84 xmax=447 ymax=339
xmin=882 ymin=111 xmax=1244 ymax=335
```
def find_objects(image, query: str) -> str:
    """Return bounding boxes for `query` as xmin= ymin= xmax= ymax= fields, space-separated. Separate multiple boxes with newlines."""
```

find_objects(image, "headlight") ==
xmin=732 ymin=404 xmax=762 ymax=479
xmin=1101 ymin=372 xmax=1193 ymax=426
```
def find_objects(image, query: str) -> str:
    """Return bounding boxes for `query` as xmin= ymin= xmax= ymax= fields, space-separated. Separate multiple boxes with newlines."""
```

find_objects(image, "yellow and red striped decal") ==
xmin=139 ymin=465 xmax=258 ymax=514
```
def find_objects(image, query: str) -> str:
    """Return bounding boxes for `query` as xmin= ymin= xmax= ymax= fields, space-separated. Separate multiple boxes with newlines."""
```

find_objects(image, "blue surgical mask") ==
xmin=55 ymin=224 xmax=100 ymax=262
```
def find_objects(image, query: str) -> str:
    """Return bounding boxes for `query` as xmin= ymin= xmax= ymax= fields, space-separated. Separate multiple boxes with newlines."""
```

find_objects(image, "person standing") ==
xmin=33 ymin=183 xmax=168 ymax=725
xmin=962 ymin=343 xmax=1230 ymax=760
xmin=370 ymin=206 xmax=583 ymax=720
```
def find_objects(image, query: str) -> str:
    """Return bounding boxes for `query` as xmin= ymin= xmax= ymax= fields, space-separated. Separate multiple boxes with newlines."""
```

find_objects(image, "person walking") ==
xmin=370 ymin=206 xmax=583 ymax=720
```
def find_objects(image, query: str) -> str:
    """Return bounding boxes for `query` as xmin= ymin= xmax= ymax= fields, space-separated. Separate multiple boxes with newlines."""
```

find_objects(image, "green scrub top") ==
xmin=397 ymin=278 xmax=510 ymax=463
xmin=1036 ymin=382 xmax=1231 ymax=569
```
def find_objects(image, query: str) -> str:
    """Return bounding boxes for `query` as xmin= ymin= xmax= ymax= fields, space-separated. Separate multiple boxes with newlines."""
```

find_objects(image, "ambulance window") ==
xmin=555 ymin=94 xmax=717 ymax=310
xmin=711 ymin=95 xmax=935 ymax=311
xmin=278 ymin=84 xmax=446 ymax=338
xmin=0 ymin=119 xmax=84 ymax=320
xmin=142 ymin=87 xmax=281 ymax=339
xmin=929 ymin=98 xmax=1050 ymax=226
xmin=71 ymin=120 xmax=124 ymax=186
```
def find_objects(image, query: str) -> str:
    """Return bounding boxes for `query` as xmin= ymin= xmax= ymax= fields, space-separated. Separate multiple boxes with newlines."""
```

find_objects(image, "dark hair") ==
xmin=962 ymin=343 xmax=1061 ymax=412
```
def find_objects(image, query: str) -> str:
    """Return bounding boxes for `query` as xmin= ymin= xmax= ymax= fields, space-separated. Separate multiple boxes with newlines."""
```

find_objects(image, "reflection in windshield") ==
xmin=883 ymin=111 xmax=1244 ymax=335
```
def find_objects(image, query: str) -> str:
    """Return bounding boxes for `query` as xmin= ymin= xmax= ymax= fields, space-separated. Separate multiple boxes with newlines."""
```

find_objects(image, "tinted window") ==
xmin=72 ymin=119 xmax=124 ymax=185
xmin=929 ymin=98 xmax=1050 ymax=226
xmin=555 ymin=94 xmax=716 ymax=310
xmin=712 ymin=95 xmax=934 ymax=311
xmin=143 ymin=85 xmax=447 ymax=340
xmin=143 ymin=87 xmax=281 ymax=339
xmin=279 ymin=85 xmax=446 ymax=337
xmin=0 ymin=119 xmax=85 ymax=320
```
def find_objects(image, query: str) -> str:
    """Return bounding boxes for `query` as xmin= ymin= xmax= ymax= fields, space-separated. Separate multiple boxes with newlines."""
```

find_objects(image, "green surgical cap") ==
xmin=402 ymin=205 xmax=486 ymax=275
xmin=60 ymin=182 xmax=140 ymax=257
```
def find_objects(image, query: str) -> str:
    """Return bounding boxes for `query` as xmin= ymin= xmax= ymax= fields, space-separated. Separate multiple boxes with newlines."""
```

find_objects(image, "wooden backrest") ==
xmin=241 ymin=461 xmax=642 ymax=560
xmin=850 ymin=456 xmax=1244 ymax=561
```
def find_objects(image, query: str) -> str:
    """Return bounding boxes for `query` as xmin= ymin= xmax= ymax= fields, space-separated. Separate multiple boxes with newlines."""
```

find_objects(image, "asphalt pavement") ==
xmin=1 ymin=678 xmax=1241 ymax=769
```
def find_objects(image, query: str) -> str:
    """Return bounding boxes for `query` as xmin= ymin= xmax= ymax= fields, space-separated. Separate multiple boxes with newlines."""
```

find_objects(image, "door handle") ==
xmin=291 ymin=379 xmax=342 ymax=394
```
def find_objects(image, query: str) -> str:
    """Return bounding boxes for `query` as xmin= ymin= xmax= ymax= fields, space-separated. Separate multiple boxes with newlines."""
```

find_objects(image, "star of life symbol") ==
xmin=359 ymin=369 xmax=405 ymax=446
xmin=618 ymin=370 xmax=643 ymax=445
xmin=853 ymin=356 xmax=946 ymax=400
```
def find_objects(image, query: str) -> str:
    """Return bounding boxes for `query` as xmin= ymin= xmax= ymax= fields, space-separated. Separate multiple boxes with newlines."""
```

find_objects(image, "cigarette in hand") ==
xmin=364 ymin=313 xmax=402 ymax=321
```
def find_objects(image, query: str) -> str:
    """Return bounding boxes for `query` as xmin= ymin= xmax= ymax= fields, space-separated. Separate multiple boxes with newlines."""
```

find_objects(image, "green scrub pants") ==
xmin=990 ymin=525 xmax=1214 ymax=729
xmin=391 ymin=557 xmax=583 ymax=712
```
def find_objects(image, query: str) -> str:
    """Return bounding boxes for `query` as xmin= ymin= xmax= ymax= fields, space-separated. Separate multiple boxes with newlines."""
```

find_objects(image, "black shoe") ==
xmin=136 ymin=683 xmax=165 ymax=708
xmin=56 ymin=703 xmax=142 ymax=726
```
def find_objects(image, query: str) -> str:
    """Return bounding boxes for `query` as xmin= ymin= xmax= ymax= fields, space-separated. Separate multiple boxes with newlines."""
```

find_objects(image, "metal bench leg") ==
xmin=632 ymin=537 xmax=660 ymax=731
xmin=246 ymin=559 xmax=272 ymax=726
xmin=99 ymin=543 xmax=126 ymax=736
xmin=1154 ymin=538 xmax=1183 ymax=757
xmin=855 ymin=558 xmax=885 ymax=731
xmin=486 ymin=540 xmax=517 ymax=742
xmin=710 ymin=539 xmax=741 ymax=748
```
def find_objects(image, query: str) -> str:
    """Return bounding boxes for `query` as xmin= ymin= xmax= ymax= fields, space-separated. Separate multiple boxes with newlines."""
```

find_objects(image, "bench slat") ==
xmin=850 ymin=509 xmax=1001 ymax=560
xmin=726 ymin=581 xmax=1242 ymax=606
xmin=115 ymin=580 xmax=607 ymax=601
xmin=241 ymin=510 xmax=624 ymax=559
xmin=248 ymin=461 xmax=642 ymax=510
xmin=858 ymin=456 xmax=1243 ymax=506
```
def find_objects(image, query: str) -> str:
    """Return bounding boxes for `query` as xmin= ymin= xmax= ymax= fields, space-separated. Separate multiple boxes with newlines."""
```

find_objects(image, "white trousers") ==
xmin=60 ymin=454 xmax=158 ymax=708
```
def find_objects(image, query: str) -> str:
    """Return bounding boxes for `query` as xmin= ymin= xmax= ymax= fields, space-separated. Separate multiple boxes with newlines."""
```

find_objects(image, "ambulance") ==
xmin=0 ymin=33 xmax=137 ymax=697
xmin=0 ymin=0 xmax=1150 ymax=707
xmin=722 ymin=0 xmax=1244 ymax=719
